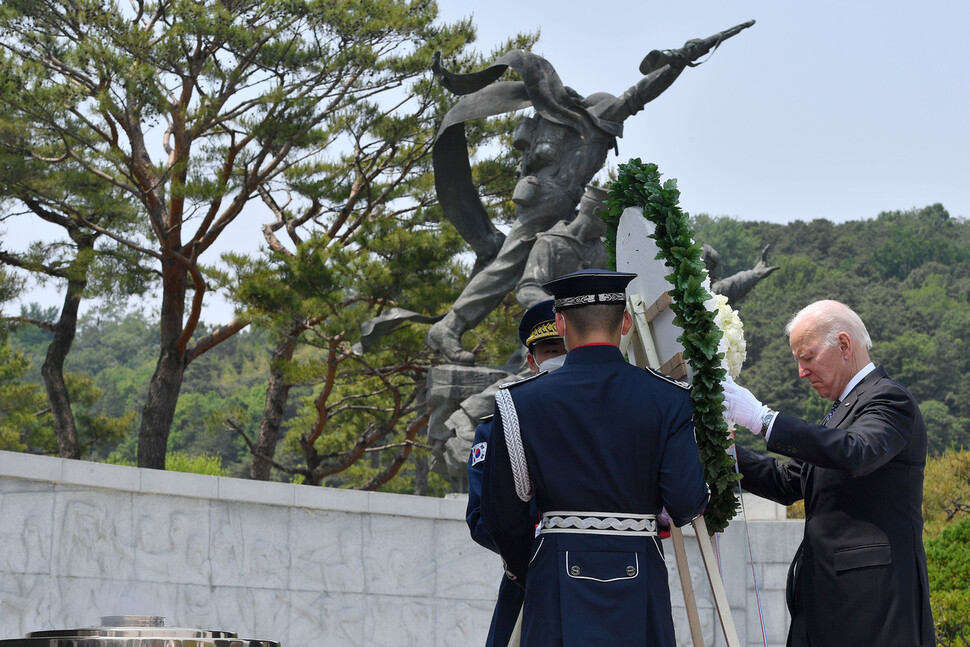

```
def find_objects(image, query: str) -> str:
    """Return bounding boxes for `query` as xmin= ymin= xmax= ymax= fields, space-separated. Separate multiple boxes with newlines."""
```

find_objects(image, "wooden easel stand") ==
xmin=626 ymin=293 xmax=741 ymax=647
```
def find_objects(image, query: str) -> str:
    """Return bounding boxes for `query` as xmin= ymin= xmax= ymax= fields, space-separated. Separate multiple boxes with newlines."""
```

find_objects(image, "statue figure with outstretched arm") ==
xmin=427 ymin=20 xmax=755 ymax=364
xmin=704 ymin=244 xmax=780 ymax=305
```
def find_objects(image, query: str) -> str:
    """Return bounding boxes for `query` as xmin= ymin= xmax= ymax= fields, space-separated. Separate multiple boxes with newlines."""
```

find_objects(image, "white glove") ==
xmin=721 ymin=377 xmax=770 ymax=434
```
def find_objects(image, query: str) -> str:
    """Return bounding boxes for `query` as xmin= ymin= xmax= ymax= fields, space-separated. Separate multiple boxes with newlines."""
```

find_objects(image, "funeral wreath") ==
xmin=601 ymin=158 xmax=740 ymax=534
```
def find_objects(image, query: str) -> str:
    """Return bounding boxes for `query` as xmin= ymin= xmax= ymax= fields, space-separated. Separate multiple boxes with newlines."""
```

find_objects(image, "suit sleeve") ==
xmin=767 ymin=383 xmax=919 ymax=477
xmin=658 ymin=394 xmax=710 ymax=527
xmin=481 ymin=398 xmax=535 ymax=584
xmin=736 ymin=446 xmax=806 ymax=506
xmin=465 ymin=420 xmax=499 ymax=553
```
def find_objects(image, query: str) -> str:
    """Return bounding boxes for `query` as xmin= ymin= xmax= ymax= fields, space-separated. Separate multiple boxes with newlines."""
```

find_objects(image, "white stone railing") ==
xmin=0 ymin=450 xmax=802 ymax=647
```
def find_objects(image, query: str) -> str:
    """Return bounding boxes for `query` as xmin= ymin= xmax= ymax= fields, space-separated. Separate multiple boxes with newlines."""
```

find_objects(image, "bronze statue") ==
xmin=426 ymin=20 xmax=755 ymax=364
xmin=704 ymin=244 xmax=780 ymax=305
xmin=515 ymin=185 xmax=610 ymax=309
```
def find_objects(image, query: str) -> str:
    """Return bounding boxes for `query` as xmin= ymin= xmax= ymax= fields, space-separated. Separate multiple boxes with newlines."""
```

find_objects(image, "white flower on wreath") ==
xmin=699 ymin=271 xmax=746 ymax=379
xmin=711 ymin=293 xmax=746 ymax=380
xmin=701 ymin=280 xmax=747 ymax=438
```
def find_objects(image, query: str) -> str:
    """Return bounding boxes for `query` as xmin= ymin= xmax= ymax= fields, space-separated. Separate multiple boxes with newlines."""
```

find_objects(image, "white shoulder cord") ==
xmin=495 ymin=388 xmax=533 ymax=502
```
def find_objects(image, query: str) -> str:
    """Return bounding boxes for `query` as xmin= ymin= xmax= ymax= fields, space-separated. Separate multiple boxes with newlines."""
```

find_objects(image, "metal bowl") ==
xmin=0 ymin=616 xmax=279 ymax=647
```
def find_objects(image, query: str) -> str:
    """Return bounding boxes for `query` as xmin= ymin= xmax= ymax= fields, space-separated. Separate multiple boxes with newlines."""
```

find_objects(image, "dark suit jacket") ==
xmin=737 ymin=366 xmax=934 ymax=647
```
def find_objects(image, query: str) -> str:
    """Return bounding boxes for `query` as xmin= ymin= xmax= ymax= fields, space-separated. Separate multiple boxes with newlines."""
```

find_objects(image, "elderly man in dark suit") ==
xmin=481 ymin=269 xmax=710 ymax=647
xmin=722 ymin=299 xmax=934 ymax=647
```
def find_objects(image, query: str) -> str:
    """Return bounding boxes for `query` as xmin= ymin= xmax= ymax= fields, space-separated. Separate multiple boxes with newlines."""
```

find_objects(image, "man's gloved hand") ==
xmin=721 ymin=377 xmax=770 ymax=434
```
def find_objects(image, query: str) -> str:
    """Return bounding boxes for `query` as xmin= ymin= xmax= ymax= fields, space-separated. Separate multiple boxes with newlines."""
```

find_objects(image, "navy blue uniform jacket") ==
xmin=467 ymin=417 xmax=527 ymax=647
xmin=481 ymin=344 xmax=709 ymax=647
xmin=737 ymin=366 xmax=934 ymax=647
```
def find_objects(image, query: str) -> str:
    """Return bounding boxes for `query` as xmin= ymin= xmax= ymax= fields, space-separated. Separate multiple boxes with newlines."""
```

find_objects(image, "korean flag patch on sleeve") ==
xmin=471 ymin=442 xmax=487 ymax=466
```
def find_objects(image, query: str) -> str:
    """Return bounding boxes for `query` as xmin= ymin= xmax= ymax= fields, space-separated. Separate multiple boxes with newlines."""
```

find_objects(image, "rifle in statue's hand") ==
xmin=639 ymin=19 xmax=756 ymax=74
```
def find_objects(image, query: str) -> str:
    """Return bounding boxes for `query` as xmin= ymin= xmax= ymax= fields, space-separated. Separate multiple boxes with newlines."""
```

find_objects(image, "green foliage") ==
xmin=0 ymin=314 xmax=135 ymax=455
xmin=64 ymin=372 xmax=135 ymax=457
xmin=334 ymin=447 xmax=451 ymax=497
xmin=927 ymin=516 xmax=970 ymax=588
xmin=8 ymin=305 xmax=58 ymax=366
xmin=926 ymin=515 xmax=970 ymax=644
xmin=921 ymin=401 xmax=969 ymax=456
xmin=602 ymin=159 xmax=739 ymax=534
xmin=923 ymin=450 xmax=970 ymax=538
xmin=923 ymin=449 xmax=970 ymax=644
xmin=3 ymin=308 xmax=273 ymax=471
xmin=0 ymin=268 xmax=28 ymax=336
xmin=0 ymin=335 xmax=49 ymax=452
xmin=865 ymin=205 xmax=970 ymax=281
xmin=165 ymin=451 xmax=231 ymax=477
xmin=105 ymin=450 xmax=230 ymax=477
xmin=689 ymin=214 xmax=765 ymax=279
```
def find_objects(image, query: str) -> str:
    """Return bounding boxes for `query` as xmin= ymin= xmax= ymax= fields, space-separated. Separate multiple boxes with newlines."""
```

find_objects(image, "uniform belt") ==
xmin=539 ymin=511 xmax=658 ymax=536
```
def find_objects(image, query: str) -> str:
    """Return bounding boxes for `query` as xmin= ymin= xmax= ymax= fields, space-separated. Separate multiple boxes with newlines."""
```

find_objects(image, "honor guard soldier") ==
xmin=481 ymin=269 xmax=710 ymax=647
xmin=467 ymin=299 xmax=567 ymax=647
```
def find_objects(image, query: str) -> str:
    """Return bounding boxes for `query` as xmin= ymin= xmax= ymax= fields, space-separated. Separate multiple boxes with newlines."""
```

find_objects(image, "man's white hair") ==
xmin=785 ymin=300 xmax=872 ymax=350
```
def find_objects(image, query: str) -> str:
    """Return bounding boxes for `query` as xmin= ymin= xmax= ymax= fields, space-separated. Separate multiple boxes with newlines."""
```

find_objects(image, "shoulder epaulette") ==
xmin=644 ymin=367 xmax=691 ymax=390
xmin=500 ymin=372 xmax=545 ymax=389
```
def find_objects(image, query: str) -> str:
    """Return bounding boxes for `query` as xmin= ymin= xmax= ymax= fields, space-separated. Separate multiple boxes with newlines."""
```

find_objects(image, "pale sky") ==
xmin=4 ymin=1 xmax=968 ymax=322
xmin=436 ymin=0 xmax=970 ymax=224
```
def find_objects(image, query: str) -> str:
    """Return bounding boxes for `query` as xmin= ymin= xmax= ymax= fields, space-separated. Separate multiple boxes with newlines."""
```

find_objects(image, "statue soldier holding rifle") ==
xmin=426 ymin=20 xmax=755 ymax=365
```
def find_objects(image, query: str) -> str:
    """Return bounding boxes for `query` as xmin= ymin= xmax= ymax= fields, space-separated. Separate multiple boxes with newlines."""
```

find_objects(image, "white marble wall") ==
xmin=0 ymin=451 xmax=802 ymax=647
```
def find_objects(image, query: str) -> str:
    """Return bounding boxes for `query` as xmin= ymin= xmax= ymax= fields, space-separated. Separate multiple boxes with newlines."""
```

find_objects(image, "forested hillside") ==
xmin=3 ymin=204 xmax=969 ymax=481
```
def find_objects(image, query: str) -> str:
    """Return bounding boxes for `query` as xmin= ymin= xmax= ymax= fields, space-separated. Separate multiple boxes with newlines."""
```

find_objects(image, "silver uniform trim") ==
xmin=495 ymin=388 xmax=533 ymax=502
xmin=565 ymin=551 xmax=640 ymax=582
xmin=554 ymin=292 xmax=626 ymax=309
xmin=540 ymin=511 xmax=658 ymax=536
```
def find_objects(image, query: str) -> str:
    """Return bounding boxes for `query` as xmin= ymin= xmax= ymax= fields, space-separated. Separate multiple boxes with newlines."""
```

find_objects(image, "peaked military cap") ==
xmin=518 ymin=299 xmax=561 ymax=348
xmin=542 ymin=269 xmax=636 ymax=310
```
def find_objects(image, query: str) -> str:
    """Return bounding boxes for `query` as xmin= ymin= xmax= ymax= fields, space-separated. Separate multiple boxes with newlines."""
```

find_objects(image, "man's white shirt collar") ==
xmin=840 ymin=362 xmax=876 ymax=402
